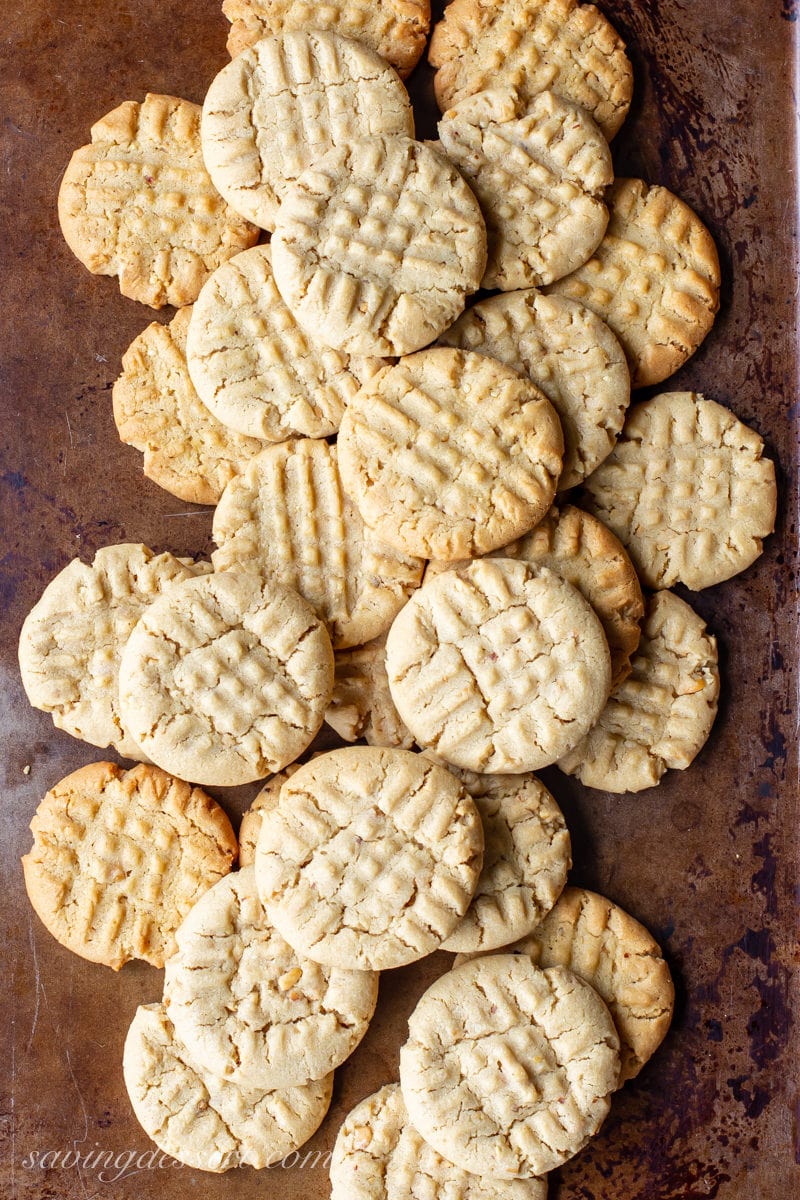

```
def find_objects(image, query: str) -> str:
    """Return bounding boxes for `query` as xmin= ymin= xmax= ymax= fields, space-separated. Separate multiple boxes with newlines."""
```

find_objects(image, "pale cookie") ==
xmin=439 ymin=290 xmax=630 ymax=490
xmin=22 ymin=761 xmax=236 ymax=970
xmin=386 ymin=558 xmax=612 ymax=773
xmin=270 ymin=136 xmax=487 ymax=356
xmin=558 ymin=590 xmax=719 ymax=792
xmin=124 ymin=1003 xmax=333 ymax=1171
xmin=429 ymin=0 xmax=633 ymax=140
xmin=581 ymin=392 xmax=777 ymax=589
xmin=239 ymin=764 xmax=303 ymax=868
xmin=400 ymin=957 xmax=620 ymax=1177
xmin=201 ymin=30 xmax=414 ymax=231
xmin=163 ymin=868 xmax=377 ymax=1089
xmin=337 ymin=348 xmax=563 ymax=561
xmin=118 ymin=570 xmax=334 ymax=786
xmin=254 ymin=747 xmax=484 ymax=970
xmin=58 ymin=93 xmax=257 ymax=308
xmin=456 ymin=888 xmax=675 ymax=1083
xmin=330 ymin=1083 xmax=548 ymax=1200
xmin=548 ymin=178 xmax=721 ymax=386
xmin=18 ymin=544 xmax=205 ymax=759
xmin=185 ymin=245 xmax=380 ymax=442
xmin=223 ymin=0 xmax=431 ymax=79
xmin=438 ymin=88 xmax=612 ymax=292
xmin=212 ymin=439 xmax=425 ymax=649
xmin=113 ymin=306 xmax=266 ymax=505
xmin=426 ymin=504 xmax=645 ymax=689
xmin=440 ymin=774 xmax=570 ymax=954
xmin=325 ymin=634 xmax=414 ymax=750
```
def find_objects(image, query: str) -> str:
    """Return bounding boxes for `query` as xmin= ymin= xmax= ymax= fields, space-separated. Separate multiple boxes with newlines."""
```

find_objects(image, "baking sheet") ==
xmin=1 ymin=1 xmax=798 ymax=1196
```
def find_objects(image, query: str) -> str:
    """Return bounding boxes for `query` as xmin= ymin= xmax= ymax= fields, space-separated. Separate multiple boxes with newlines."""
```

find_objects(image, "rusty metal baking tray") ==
xmin=1 ymin=1 xmax=798 ymax=1197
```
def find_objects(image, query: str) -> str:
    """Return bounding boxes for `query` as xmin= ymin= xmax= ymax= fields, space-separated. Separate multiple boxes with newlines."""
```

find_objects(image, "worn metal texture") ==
xmin=0 ymin=1 xmax=797 ymax=1197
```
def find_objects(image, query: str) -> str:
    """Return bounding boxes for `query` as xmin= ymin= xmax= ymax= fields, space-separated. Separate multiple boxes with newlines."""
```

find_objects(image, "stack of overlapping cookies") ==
xmin=19 ymin=0 xmax=778 ymax=1187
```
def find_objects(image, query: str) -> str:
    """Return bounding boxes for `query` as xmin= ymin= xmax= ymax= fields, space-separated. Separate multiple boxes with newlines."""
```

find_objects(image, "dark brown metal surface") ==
xmin=1 ymin=2 xmax=798 ymax=1197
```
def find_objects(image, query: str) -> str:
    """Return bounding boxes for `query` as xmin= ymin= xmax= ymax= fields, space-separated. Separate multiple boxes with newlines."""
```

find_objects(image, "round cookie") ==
xmin=238 ymin=764 xmax=303 ymax=868
xmin=438 ymin=88 xmax=613 ymax=292
xmin=124 ymin=1003 xmax=333 ymax=1171
xmin=118 ymin=570 xmax=334 ymax=786
xmin=337 ymin=348 xmax=563 ymax=561
xmin=386 ymin=558 xmax=612 ymax=773
xmin=428 ymin=0 xmax=634 ymax=140
xmin=21 ymin=761 xmax=236 ymax=970
xmin=223 ymin=0 xmax=431 ymax=79
xmin=113 ymin=306 xmax=266 ymax=505
xmin=185 ymin=244 xmax=380 ymax=442
xmin=400 ymin=957 xmax=620 ymax=1178
xmin=325 ymin=634 xmax=414 ymax=750
xmin=439 ymin=290 xmax=630 ymax=490
xmin=270 ymin=136 xmax=487 ymax=356
xmin=440 ymin=773 xmax=571 ymax=954
xmin=548 ymin=178 xmax=721 ymax=387
xmin=212 ymin=439 xmax=424 ymax=650
xmin=18 ymin=543 xmax=205 ymax=759
xmin=456 ymin=888 xmax=675 ymax=1083
xmin=581 ymin=391 xmax=777 ymax=589
xmin=58 ymin=93 xmax=257 ymax=308
xmin=330 ymin=1083 xmax=548 ymax=1200
xmin=201 ymin=30 xmax=414 ymax=231
xmin=558 ymin=590 xmax=719 ymax=792
xmin=254 ymin=747 xmax=484 ymax=970
xmin=164 ymin=868 xmax=377 ymax=1090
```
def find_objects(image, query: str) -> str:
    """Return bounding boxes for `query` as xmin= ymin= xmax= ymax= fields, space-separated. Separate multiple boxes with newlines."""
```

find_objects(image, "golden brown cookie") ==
xmin=212 ymin=439 xmax=424 ymax=648
xmin=58 ymin=93 xmax=257 ymax=307
xmin=22 ymin=761 xmax=236 ymax=970
xmin=438 ymin=88 xmax=613 ymax=291
xmin=581 ymin=391 xmax=777 ymax=589
xmin=113 ymin=306 xmax=266 ymax=504
xmin=270 ymin=137 xmax=487 ymax=356
xmin=118 ymin=570 xmax=334 ymax=786
xmin=457 ymin=888 xmax=675 ymax=1083
xmin=324 ymin=634 xmax=414 ymax=750
xmin=429 ymin=0 xmax=634 ymax=139
xmin=439 ymin=290 xmax=630 ymax=490
xmin=223 ymin=0 xmax=431 ymax=78
xmin=337 ymin=348 xmax=563 ymax=561
xmin=558 ymin=590 xmax=719 ymax=792
xmin=201 ymin=30 xmax=414 ymax=231
xmin=549 ymin=178 xmax=721 ymax=387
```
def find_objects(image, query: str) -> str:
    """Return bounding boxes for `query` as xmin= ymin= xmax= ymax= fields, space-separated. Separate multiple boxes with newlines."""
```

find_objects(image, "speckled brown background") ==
xmin=1 ymin=2 xmax=798 ymax=1197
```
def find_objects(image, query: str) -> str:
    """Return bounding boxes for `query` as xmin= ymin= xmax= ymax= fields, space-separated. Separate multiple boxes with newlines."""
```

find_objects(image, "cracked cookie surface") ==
xmin=400 ymin=957 xmax=620 ymax=1178
xmin=439 ymin=290 xmax=630 ymax=490
xmin=325 ymin=633 xmax=414 ymax=749
xmin=270 ymin=137 xmax=487 ymax=356
xmin=113 ymin=305 xmax=266 ymax=504
xmin=18 ymin=543 xmax=206 ymax=758
xmin=58 ymin=93 xmax=257 ymax=308
xmin=337 ymin=348 xmax=563 ymax=560
xmin=254 ymin=747 xmax=484 ymax=970
xmin=581 ymin=391 xmax=777 ymax=589
xmin=438 ymin=89 xmax=612 ymax=292
xmin=331 ymin=1082 xmax=548 ymax=1200
xmin=185 ymin=244 xmax=381 ymax=441
xmin=429 ymin=0 xmax=633 ymax=139
xmin=201 ymin=30 xmax=414 ymax=231
xmin=223 ymin=0 xmax=431 ymax=78
xmin=558 ymin=590 xmax=719 ymax=792
xmin=548 ymin=179 xmax=721 ymax=387
xmin=212 ymin=439 xmax=424 ymax=649
xmin=118 ymin=569 xmax=334 ymax=785
xmin=22 ymin=761 xmax=236 ymax=969
xmin=124 ymin=1002 xmax=333 ymax=1170
xmin=456 ymin=887 xmax=675 ymax=1082
xmin=440 ymin=773 xmax=571 ymax=954
xmin=386 ymin=558 xmax=612 ymax=773
xmin=163 ymin=868 xmax=377 ymax=1089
